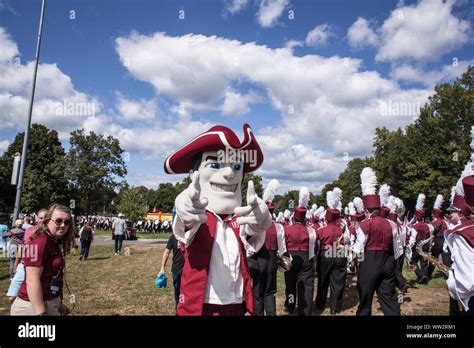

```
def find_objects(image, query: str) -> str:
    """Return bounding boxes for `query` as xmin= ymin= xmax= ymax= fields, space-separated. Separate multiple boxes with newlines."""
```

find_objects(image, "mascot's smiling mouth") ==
xmin=210 ymin=183 xmax=238 ymax=193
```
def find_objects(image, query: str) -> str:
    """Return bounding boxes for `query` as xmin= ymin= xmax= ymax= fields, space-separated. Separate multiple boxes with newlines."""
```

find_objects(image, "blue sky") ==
xmin=1 ymin=0 xmax=473 ymax=194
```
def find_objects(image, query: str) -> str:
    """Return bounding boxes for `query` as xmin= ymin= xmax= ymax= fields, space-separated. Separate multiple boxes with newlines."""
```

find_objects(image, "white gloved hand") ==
xmin=234 ymin=181 xmax=272 ymax=232
xmin=174 ymin=171 xmax=208 ymax=226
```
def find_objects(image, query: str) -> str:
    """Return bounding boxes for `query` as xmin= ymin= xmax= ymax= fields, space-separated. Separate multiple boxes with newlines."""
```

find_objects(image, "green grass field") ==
xmin=0 ymin=245 xmax=448 ymax=315
xmin=93 ymin=229 xmax=171 ymax=240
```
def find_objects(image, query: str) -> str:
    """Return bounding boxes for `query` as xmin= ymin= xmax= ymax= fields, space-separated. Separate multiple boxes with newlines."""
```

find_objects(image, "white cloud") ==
xmin=347 ymin=17 xmax=378 ymax=49
xmin=221 ymin=88 xmax=261 ymax=116
xmin=390 ymin=59 xmax=474 ymax=87
xmin=114 ymin=31 xmax=437 ymax=192
xmin=0 ymin=28 xmax=100 ymax=138
xmin=116 ymin=93 xmax=157 ymax=121
xmin=284 ymin=39 xmax=304 ymax=51
xmin=257 ymin=0 xmax=289 ymax=28
xmin=0 ymin=27 xmax=19 ymax=62
xmin=224 ymin=0 xmax=249 ymax=15
xmin=0 ymin=139 xmax=10 ymax=155
xmin=375 ymin=0 xmax=470 ymax=62
xmin=305 ymin=24 xmax=333 ymax=48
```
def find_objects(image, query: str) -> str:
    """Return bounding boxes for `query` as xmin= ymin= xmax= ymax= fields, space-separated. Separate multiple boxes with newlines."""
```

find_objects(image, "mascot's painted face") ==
xmin=197 ymin=150 xmax=244 ymax=215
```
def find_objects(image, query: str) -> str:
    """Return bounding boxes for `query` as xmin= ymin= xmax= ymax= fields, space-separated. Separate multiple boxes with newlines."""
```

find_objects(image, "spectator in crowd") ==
xmin=5 ymin=219 xmax=25 ymax=279
xmin=112 ymin=213 xmax=127 ymax=256
xmin=10 ymin=204 xmax=76 ymax=316
xmin=157 ymin=234 xmax=184 ymax=310
xmin=79 ymin=222 xmax=94 ymax=260
xmin=0 ymin=217 xmax=9 ymax=251
xmin=6 ymin=209 xmax=47 ymax=303
xmin=22 ymin=216 xmax=34 ymax=231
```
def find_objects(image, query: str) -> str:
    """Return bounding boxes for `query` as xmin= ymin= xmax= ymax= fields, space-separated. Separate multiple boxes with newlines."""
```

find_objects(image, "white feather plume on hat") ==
xmin=263 ymin=179 xmax=280 ymax=204
xmin=299 ymin=187 xmax=310 ymax=209
xmin=348 ymin=202 xmax=356 ymax=216
xmin=433 ymin=194 xmax=444 ymax=210
xmin=283 ymin=209 xmax=291 ymax=219
xmin=360 ymin=167 xmax=378 ymax=195
xmin=353 ymin=197 xmax=364 ymax=213
xmin=379 ymin=184 xmax=391 ymax=206
xmin=394 ymin=197 xmax=404 ymax=212
xmin=314 ymin=206 xmax=325 ymax=218
xmin=415 ymin=193 xmax=426 ymax=212
xmin=344 ymin=206 xmax=349 ymax=215
xmin=312 ymin=204 xmax=317 ymax=211
xmin=276 ymin=212 xmax=284 ymax=223
xmin=386 ymin=195 xmax=397 ymax=213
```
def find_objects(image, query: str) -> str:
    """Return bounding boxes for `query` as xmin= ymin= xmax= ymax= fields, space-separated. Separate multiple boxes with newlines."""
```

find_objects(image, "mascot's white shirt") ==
xmin=173 ymin=210 xmax=265 ymax=305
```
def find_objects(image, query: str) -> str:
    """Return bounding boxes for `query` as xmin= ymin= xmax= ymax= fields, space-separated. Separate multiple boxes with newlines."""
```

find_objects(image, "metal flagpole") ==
xmin=12 ymin=0 xmax=47 ymax=223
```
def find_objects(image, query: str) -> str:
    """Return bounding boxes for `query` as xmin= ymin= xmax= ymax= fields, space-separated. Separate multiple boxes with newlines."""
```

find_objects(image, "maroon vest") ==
xmin=264 ymin=223 xmax=278 ymax=251
xmin=414 ymin=221 xmax=430 ymax=240
xmin=431 ymin=218 xmax=447 ymax=237
xmin=317 ymin=223 xmax=343 ymax=250
xmin=284 ymin=223 xmax=310 ymax=251
xmin=359 ymin=216 xmax=393 ymax=251
xmin=176 ymin=211 xmax=254 ymax=316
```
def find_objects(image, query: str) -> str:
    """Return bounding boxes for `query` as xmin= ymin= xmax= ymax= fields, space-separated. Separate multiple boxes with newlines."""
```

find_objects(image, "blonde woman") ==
xmin=10 ymin=204 xmax=76 ymax=316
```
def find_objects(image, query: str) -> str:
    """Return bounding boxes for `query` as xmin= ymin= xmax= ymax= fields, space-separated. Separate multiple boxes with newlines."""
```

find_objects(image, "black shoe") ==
xmin=79 ymin=255 xmax=83 ymax=261
xmin=400 ymin=284 xmax=409 ymax=293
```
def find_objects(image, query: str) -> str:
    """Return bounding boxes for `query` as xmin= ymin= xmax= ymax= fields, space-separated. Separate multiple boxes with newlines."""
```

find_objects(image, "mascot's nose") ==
xmin=221 ymin=166 xmax=234 ymax=179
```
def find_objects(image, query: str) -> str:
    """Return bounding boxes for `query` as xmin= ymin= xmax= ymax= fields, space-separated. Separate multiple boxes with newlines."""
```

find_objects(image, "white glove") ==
xmin=174 ymin=172 xmax=209 ymax=226
xmin=234 ymin=181 xmax=272 ymax=233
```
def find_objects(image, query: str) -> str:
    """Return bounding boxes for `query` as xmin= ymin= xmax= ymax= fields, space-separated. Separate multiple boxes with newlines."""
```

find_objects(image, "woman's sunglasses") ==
xmin=51 ymin=218 xmax=71 ymax=226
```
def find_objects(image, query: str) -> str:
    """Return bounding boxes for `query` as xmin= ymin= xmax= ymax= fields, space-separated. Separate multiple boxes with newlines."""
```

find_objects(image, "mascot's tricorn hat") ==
xmin=164 ymin=123 xmax=264 ymax=174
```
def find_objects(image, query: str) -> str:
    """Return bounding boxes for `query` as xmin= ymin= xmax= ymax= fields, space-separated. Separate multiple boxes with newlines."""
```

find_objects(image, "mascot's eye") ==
xmin=207 ymin=162 xmax=222 ymax=169
xmin=233 ymin=164 xmax=242 ymax=171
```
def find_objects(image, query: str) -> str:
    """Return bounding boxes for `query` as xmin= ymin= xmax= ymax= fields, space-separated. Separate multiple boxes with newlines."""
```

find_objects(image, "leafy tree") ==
xmin=373 ymin=66 xmax=473 ymax=212
xmin=66 ymin=129 xmax=127 ymax=215
xmin=115 ymin=187 xmax=147 ymax=222
xmin=0 ymin=124 xmax=68 ymax=213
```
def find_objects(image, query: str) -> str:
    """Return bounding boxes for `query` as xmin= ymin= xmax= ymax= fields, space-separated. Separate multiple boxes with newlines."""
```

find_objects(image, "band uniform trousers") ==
xmin=356 ymin=250 xmax=400 ymax=316
xmin=284 ymin=251 xmax=315 ymax=316
xmin=315 ymin=251 xmax=347 ymax=313
xmin=428 ymin=236 xmax=444 ymax=278
xmin=394 ymin=247 xmax=407 ymax=290
xmin=411 ymin=242 xmax=429 ymax=281
xmin=248 ymin=248 xmax=277 ymax=316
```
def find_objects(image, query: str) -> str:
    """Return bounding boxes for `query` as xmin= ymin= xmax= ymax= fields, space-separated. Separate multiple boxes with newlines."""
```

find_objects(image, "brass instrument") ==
xmin=276 ymin=254 xmax=292 ymax=271
xmin=416 ymin=238 xmax=451 ymax=276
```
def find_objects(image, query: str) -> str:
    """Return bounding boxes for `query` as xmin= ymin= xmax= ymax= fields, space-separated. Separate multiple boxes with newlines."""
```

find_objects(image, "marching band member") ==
xmin=353 ymin=167 xmax=400 ymax=316
xmin=387 ymin=196 xmax=408 ymax=292
xmin=444 ymin=162 xmax=474 ymax=315
xmin=428 ymin=194 xmax=448 ymax=279
xmin=165 ymin=124 xmax=272 ymax=316
xmin=315 ymin=188 xmax=347 ymax=315
xmin=409 ymin=194 xmax=431 ymax=284
xmin=248 ymin=179 xmax=286 ymax=316
xmin=283 ymin=187 xmax=316 ymax=316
